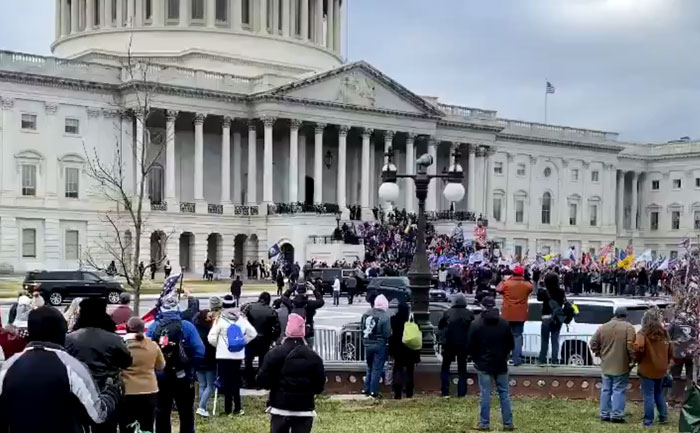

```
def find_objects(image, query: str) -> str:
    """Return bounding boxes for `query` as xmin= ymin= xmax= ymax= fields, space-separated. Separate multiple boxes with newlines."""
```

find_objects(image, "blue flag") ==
xmin=268 ymin=243 xmax=281 ymax=259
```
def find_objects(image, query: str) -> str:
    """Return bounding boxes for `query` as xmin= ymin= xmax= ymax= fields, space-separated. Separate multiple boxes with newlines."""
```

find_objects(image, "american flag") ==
xmin=546 ymin=81 xmax=556 ymax=94
xmin=158 ymin=273 xmax=182 ymax=304
xmin=598 ymin=241 xmax=614 ymax=259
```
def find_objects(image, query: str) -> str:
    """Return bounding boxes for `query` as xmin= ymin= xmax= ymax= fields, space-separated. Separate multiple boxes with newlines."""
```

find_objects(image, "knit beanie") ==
xmin=286 ymin=313 xmax=306 ymax=338
xmin=374 ymin=294 xmax=389 ymax=311
xmin=209 ymin=296 xmax=223 ymax=311
xmin=222 ymin=294 xmax=236 ymax=309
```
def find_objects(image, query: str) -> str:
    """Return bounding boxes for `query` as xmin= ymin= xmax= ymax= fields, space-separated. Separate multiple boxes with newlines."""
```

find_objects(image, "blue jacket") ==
xmin=147 ymin=311 xmax=206 ymax=374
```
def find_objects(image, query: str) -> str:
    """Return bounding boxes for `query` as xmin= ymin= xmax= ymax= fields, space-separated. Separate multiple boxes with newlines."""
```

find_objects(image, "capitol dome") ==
xmin=51 ymin=0 xmax=344 ymax=78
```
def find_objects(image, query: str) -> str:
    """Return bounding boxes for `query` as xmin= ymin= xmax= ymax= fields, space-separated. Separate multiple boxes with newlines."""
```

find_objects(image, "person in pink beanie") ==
xmin=257 ymin=313 xmax=325 ymax=433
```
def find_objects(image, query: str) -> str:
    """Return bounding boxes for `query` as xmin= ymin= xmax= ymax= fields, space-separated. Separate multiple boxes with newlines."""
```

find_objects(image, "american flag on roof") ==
xmin=546 ymin=81 xmax=556 ymax=94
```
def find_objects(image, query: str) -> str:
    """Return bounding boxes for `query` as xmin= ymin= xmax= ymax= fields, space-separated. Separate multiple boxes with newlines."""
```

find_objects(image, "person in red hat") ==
xmin=496 ymin=265 xmax=532 ymax=366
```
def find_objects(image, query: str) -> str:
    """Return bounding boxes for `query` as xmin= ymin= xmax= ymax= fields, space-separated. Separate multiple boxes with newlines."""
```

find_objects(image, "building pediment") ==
xmin=257 ymin=61 xmax=443 ymax=118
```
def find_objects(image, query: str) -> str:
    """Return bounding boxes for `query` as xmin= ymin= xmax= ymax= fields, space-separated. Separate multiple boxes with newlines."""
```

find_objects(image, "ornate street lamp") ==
xmin=378 ymin=145 xmax=465 ymax=355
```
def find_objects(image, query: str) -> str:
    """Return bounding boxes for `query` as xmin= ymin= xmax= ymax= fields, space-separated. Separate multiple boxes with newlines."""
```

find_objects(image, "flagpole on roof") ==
xmin=544 ymin=79 xmax=548 ymax=124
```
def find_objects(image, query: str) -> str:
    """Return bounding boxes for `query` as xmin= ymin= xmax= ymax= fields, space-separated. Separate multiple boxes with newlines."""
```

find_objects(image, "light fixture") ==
xmin=378 ymin=147 xmax=399 ymax=203
xmin=324 ymin=150 xmax=333 ymax=169
xmin=444 ymin=148 xmax=465 ymax=202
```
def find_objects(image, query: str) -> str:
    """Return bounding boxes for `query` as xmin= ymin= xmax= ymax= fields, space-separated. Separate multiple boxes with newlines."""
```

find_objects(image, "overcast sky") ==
xmin=1 ymin=0 xmax=698 ymax=143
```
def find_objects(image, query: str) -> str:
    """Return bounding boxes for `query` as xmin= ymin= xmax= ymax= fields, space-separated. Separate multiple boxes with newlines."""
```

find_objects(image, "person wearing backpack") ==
xmin=388 ymin=302 xmax=420 ymax=399
xmin=537 ymin=272 xmax=566 ymax=365
xmin=241 ymin=292 xmax=281 ymax=389
xmin=438 ymin=293 xmax=474 ymax=397
xmin=207 ymin=294 xmax=258 ymax=416
xmin=257 ymin=313 xmax=325 ymax=433
xmin=147 ymin=292 xmax=205 ymax=433
xmin=360 ymin=294 xmax=391 ymax=398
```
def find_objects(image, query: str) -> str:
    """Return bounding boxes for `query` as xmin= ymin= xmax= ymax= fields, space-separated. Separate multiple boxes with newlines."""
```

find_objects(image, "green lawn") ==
xmin=195 ymin=396 xmax=678 ymax=433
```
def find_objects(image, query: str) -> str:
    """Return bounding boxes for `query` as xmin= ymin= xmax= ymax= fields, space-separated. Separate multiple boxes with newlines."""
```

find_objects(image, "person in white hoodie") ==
xmin=208 ymin=294 xmax=257 ymax=416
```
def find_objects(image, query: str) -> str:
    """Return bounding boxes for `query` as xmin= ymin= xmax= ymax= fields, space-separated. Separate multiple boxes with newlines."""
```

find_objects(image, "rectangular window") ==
xmin=569 ymin=203 xmax=577 ymax=225
xmin=672 ymin=211 xmax=681 ymax=230
xmin=241 ymin=0 xmax=250 ymax=24
xmin=22 ymin=228 xmax=36 ymax=258
xmin=651 ymin=180 xmax=660 ymax=190
xmin=515 ymin=199 xmax=524 ymax=223
xmin=65 ymin=230 xmax=79 ymax=260
xmin=493 ymin=197 xmax=502 ymax=222
xmin=65 ymin=167 xmax=80 ymax=199
xmin=695 ymin=211 xmax=700 ymax=230
xmin=650 ymin=211 xmax=659 ymax=231
xmin=493 ymin=161 xmax=503 ymax=175
xmin=168 ymin=0 xmax=180 ymax=19
xmin=671 ymin=250 xmax=678 ymax=260
xmin=216 ymin=0 xmax=228 ymax=22
xmin=516 ymin=163 xmax=526 ymax=177
xmin=673 ymin=179 xmax=682 ymax=189
xmin=21 ymin=114 xmax=37 ymax=130
xmin=145 ymin=0 xmax=153 ymax=20
xmin=591 ymin=170 xmax=599 ymax=182
xmin=571 ymin=168 xmax=579 ymax=181
xmin=21 ymin=165 xmax=37 ymax=196
xmin=65 ymin=118 xmax=80 ymax=135
xmin=589 ymin=204 xmax=598 ymax=226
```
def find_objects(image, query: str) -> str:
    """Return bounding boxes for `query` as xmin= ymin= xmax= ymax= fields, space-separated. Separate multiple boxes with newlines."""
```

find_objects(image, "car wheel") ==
xmin=107 ymin=291 xmax=121 ymax=304
xmin=48 ymin=291 xmax=63 ymax=306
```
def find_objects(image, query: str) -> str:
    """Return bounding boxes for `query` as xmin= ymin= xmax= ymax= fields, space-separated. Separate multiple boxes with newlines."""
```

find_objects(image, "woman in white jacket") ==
xmin=207 ymin=294 xmax=257 ymax=416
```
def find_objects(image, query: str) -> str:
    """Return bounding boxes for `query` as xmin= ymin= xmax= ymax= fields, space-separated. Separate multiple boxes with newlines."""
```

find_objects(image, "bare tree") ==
xmin=83 ymin=37 xmax=172 ymax=313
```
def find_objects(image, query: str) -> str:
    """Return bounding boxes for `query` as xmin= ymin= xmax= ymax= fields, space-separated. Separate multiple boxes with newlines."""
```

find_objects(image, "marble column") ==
xmin=467 ymin=145 xmax=476 ymax=211
xmin=631 ymin=171 xmax=638 ymax=230
xmin=289 ymin=119 xmax=301 ymax=202
xmin=361 ymin=128 xmax=372 ymax=212
xmin=313 ymin=123 xmax=325 ymax=204
xmin=134 ymin=110 xmax=145 ymax=194
xmin=528 ymin=156 xmax=538 ymax=226
xmin=232 ymin=130 xmax=242 ymax=204
xmin=179 ymin=0 xmax=188 ymax=26
xmin=126 ymin=0 xmax=134 ymax=26
xmin=337 ymin=125 xmax=349 ymax=211
xmin=315 ymin=0 xmax=323 ymax=44
xmin=165 ymin=110 xmax=177 ymax=204
xmin=71 ymin=0 xmax=80 ymax=32
xmin=333 ymin=0 xmax=341 ymax=52
xmin=116 ymin=0 xmax=124 ymax=27
xmin=405 ymin=133 xmax=415 ymax=213
xmin=272 ymin=0 xmax=279 ymax=33
xmin=326 ymin=0 xmax=334 ymax=49
xmin=300 ymin=0 xmax=309 ymax=39
xmin=426 ymin=139 xmax=438 ymax=212
xmin=474 ymin=147 xmax=485 ymax=216
xmin=56 ymin=0 xmax=63 ymax=38
xmin=247 ymin=122 xmax=257 ymax=204
xmin=86 ymin=0 xmax=94 ymax=29
xmin=384 ymin=130 xmax=394 ymax=152
xmin=616 ymin=170 xmax=625 ymax=231
xmin=232 ymin=0 xmax=242 ymax=29
xmin=206 ymin=0 xmax=216 ymax=27
xmin=262 ymin=116 xmax=275 ymax=204
xmin=258 ymin=0 xmax=268 ymax=34
xmin=221 ymin=117 xmax=232 ymax=203
xmin=504 ymin=152 xmax=513 ymax=224
xmin=194 ymin=113 xmax=206 ymax=202
xmin=298 ymin=133 xmax=307 ymax=203
xmin=61 ymin=0 xmax=70 ymax=35
xmin=282 ymin=0 xmax=290 ymax=35
xmin=484 ymin=147 xmax=494 ymax=219
xmin=152 ymin=0 xmax=163 ymax=25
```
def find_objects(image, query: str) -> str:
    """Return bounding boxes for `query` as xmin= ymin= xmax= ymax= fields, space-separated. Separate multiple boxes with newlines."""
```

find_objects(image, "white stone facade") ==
xmin=0 ymin=0 xmax=698 ymax=273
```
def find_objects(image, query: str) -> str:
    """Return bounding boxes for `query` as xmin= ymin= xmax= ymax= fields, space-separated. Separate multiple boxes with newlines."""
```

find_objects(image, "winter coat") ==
xmin=121 ymin=334 xmax=165 ymax=395
xmin=589 ymin=318 xmax=635 ymax=376
xmin=438 ymin=296 xmax=474 ymax=349
xmin=388 ymin=307 xmax=420 ymax=365
xmin=207 ymin=310 xmax=258 ymax=360
xmin=634 ymin=331 xmax=673 ymax=379
xmin=0 ymin=326 xmax=27 ymax=360
xmin=537 ymin=281 xmax=565 ymax=316
xmin=231 ymin=280 xmax=243 ymax=297
xmin=146 ymin=311 xmax=206 ymax=377
xmin=257 ymin=338 xmax=325 ymax=412
xmin=65 ymin=327 xmax=133 ymax=389
xmin=109 ymin=305 xmax=133 ymax=327
xmin=360 ymin=307 xmax=392 ymax=349
xmin=497 ymin=276 xmax=533 ymax=323
xmin=467 ymin=308 xmax=514 ymax=375
xmin=242 ymin=301 xmax=281 ymax=343
xmin=0 ymin=342 xmax=120 ymax=433
xmin=193 ymin=312 xmax=217 ymax=371
xmin=280 ymin=289 xmax=325 ymax=337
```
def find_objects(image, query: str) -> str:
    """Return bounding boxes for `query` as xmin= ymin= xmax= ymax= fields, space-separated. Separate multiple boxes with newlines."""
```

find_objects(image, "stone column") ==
xmin=300 ymin=0 xmax=309 ymax=39
xmin=315 ymin=0 xmax=323 ymax=44
xmin=313 ymin=123 xmax=325 ymax=204
xmin=474 ymin=147 xmax=485 ymax=216
xmin=326 ymin=0 xmax=334 ymax=49
xmin=337 ymin=125 xmax=349 ymax=211
xmin=484 ymin=147 xmax=494 ymax=219
xmin=262 ymin=116 xmax=275 ymax=204
xmin=504 ymin=152 xmax=513 ymax=224
xmin=405 ymin=133 xmax=415 ymax=213
xmin=206 ymin=0 xmax=216 ymax=27
xmin=616 ymin=170 xmax=624 ymax=231
xmin=247 ymin=122 xmax=257 ymax=204
xmin=71 ymin=0 xmax=80 ymax=32
xmin=272 ymin=0 xmax=279 ymax=33
xmin=426 ymin=139 xmax=438 ymax=212
xmin=333 ymin=0 xmax=341 ymax=52
xmin=232 ymin=130 xmax=242 ymax=204
xmin=61 ymin=0 xmax=70 ymax=35
xmin=298 ymin=133 xmax=307 ymax=202
xmin=282 ymin=0 xmax=290 ymax=36
xmin=44 ymin=104 xmax=60 ymax=203
xmin=631 ymin=171 xmax=638 ymax=230
xmin=86 ymin=0 xmax=94 ymax=29
xmin=289 ymin=119 xmax=301 ymax=202
xmin=258 ymin=0 xmax=268 ymax=33
xmin=361 ymin=128 xmax=372 ymax=214
xmin=134 ymin=110 xmax=145 ymax=195
xmin=152 ymin=0 xmax=163 ymax=25
xmin=116 ymin=0 xmax=124 ymax=27
xmin=528 ymin=156 xmax=538 ymax=226
xmin=194 ymin=113 xmax=206 ymax=202
xmin=56 ymin=0 xmax=63 ymax=38
xmin=126 ymin=0 xmax=134 ymax=26
xmin=233 ymin=0 xmax=242 ymax=30
xmin=165 ymin=110 xmax=177 ymax=205
xmin=467 ymin=145 xmax=476 ymax=211
xmin=221 ymin=117 xmax=232 ymax=203
xmin=179 ymin=0 xmax=188 ymax=26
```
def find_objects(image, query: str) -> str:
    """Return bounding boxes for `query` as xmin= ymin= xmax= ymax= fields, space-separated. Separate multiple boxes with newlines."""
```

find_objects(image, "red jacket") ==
xmin=497 ymin=276 xmax=533 ymax=322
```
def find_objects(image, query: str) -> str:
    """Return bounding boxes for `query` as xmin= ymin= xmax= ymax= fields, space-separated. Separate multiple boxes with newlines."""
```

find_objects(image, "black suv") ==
xmin=305 ymin=268 xmax=368 ymax=296
xmin=23 ymin=270 xmax=125 ymax=306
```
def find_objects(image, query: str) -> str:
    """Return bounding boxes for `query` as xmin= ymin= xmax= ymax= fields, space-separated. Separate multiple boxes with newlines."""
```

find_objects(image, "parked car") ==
xmin=522 ymin=297 xmax=671 ymax=366
xmin=23 ymin=270 xmax=125 ymax=306
xmin=305 ymin=268 xmax=368 ymax=296
xmin=366 ymin=276 xmax=412 ymax=303
xmin=429 ymin=287 xmax=449 ymax=302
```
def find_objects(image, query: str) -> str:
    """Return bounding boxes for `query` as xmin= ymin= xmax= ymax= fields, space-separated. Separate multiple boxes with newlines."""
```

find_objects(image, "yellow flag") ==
xmin=617 ymin=254 xmax=635 ymax=269
xmin=544 ymin=254 xmax=553 ymax=261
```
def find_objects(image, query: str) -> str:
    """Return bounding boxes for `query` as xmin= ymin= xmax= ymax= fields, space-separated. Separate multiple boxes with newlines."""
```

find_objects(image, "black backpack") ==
xmin=154 ymin=318 xmax=189 ymax=377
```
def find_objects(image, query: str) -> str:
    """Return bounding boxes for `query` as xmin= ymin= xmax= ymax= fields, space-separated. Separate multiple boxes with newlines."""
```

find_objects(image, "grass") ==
xmin=195 ymin=396 xmax=678 ymax=433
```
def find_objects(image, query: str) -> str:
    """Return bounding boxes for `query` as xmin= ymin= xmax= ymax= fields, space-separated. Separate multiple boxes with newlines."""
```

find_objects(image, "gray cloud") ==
xmin=1 ymin=0 xmax=697 ymax=142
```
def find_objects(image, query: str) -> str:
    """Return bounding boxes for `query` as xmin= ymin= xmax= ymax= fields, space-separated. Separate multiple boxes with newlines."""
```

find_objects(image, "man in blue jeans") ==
xmin=361 ymin=294 xmax=391 ymax=398
xmin=467 ymin=297 xmax=515 ymax=431
xmin=537 ymin=272 xmax=565 ymax=364
xmin=590 ymin=307 xmax=635 ymax=423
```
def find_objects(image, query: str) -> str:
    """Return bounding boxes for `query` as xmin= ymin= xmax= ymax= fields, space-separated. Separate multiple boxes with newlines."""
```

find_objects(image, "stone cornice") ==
xmin=497 ymin=132 xmax=626 ymax=153
xmin=0 ymin=70 xmax=116 ymax=93
xmin=437 ymin=119 xmax=504 ymax=133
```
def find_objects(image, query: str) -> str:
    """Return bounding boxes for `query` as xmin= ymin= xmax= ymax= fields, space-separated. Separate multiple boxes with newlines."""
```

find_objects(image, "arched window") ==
xmin=149 ymin=163 xmax=165 ymax=204
xmin=541 ymin=192 xmax=551 ymax=224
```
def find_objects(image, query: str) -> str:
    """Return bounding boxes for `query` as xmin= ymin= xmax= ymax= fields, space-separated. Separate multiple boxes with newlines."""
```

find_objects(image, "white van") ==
xmin=522 ymin=297 xmax=671 ymax=366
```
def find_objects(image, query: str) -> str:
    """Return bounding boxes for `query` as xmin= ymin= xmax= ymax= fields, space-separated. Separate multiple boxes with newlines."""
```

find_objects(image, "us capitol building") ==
xmin=0 ymin=0 xmax=698 ymax=273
